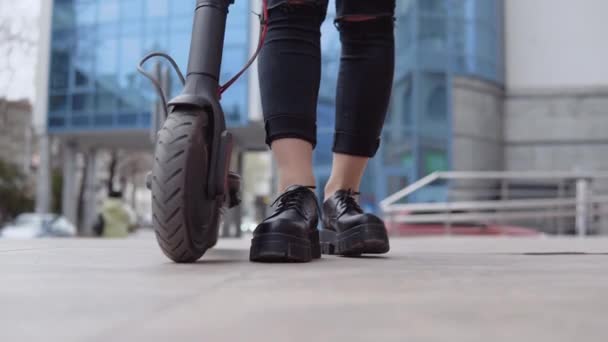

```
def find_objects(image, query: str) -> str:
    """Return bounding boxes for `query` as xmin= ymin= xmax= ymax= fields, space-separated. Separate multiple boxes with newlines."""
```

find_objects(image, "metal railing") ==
xmin=380 ymin=171 xmax=608 ymax=236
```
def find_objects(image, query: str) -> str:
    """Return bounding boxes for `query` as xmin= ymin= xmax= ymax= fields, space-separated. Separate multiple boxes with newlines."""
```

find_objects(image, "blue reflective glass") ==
xmin=315 ymin=0 xmax=503 ymax=206
xmin=121 ymin=21 xmax=143 ymax=36
xmin=48 ymin=0 xmax=501 ymax=206
xmin=170 ymin=17 xmax=192 ymax=33
xmin=72 ymin=92 xmax=94 ymax=112
xmin=314 ymin=101 xmax=335 ymax=167
xmin=119 ymin=37 xmax=143 ymax=86
xmin=171 ymin=0 xmax=194 ymax=17
xmin=50 ymin=50 xmax=70 ymax=91
xmin=416 ymin=72 xmax=448 ymax=134
xmin=49 ymin=95 xmax=68 ymax=112
xmin=52 ymin=2 xmax=74 ymax=30
xmin=418 ymin=0 xmax=446 ymax=13
xmin=98 ymin=0 xmax=119 ymax=22
xmin=121 ymin=0 xmax=144 ymax=20
xmin=95 ymin=38 xmax=118 ymax=79
xmin=146 ymin=0 xmax=169 ymax=18
xmin=49 ymin=0 xmax=250 ymax=132
xmin=74 ymin=1 xmax=96 ymax=26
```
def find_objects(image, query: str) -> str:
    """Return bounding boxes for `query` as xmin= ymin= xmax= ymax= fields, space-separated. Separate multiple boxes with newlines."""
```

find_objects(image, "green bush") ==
xmin=51 ymin=168 xmax=63 ymax=214
xmin=0 ymin=160 xmax=34 ymax=223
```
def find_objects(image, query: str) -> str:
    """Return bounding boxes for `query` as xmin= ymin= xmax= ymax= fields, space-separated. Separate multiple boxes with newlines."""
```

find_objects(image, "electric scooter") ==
xmin=138 ymin=0 xmax=268 ymax=263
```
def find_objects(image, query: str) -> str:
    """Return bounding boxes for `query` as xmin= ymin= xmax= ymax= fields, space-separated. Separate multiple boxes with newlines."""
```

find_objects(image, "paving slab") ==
xmin=1 ymin=232 xmax=607 ymax=342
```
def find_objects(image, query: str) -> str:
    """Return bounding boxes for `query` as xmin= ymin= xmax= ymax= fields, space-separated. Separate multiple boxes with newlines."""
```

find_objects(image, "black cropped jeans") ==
xmin=258 ymin=0 xmax=395 ymax=157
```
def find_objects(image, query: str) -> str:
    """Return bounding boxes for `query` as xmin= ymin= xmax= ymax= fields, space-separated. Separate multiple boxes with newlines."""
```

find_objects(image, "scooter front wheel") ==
xmin=151 ymin=110 xmax=221 ymax=263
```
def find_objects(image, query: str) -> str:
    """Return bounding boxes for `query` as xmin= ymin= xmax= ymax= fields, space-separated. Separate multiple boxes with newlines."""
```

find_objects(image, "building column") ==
xmin=33 ymin=0 xmax=54 ymax=214
xmin=82 ymin=149 xmax=98 ymax=236
xmin=575 ymin=178 xmax=590 ymax=237
xmin=35 ymin=134 xmax=51 ymax=214
xmin=61 ymin=142 xmax=78 ymax=225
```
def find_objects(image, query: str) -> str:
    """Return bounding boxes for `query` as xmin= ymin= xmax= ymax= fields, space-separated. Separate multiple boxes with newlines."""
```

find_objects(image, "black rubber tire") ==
xmin=151 ymin=110 xmax=221 ymax=263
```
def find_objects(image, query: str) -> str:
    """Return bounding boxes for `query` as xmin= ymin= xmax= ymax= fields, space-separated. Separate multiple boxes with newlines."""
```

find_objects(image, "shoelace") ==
xmin=336 ymin=189 xmax=363 ymax=215
xmin=271 ymin=186 xmax=317 ymax=219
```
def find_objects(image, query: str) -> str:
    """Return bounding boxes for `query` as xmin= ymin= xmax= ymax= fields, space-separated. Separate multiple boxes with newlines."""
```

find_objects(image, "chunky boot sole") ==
xmin=320 ymin=224 xmax=390 ymax=256
xmin=250 ymin=230 xmax=321 ymax=263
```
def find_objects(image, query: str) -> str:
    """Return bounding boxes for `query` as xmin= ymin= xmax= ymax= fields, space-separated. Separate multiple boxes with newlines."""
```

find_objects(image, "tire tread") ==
xmin=151 ymin=111 xmax=213 ymax=263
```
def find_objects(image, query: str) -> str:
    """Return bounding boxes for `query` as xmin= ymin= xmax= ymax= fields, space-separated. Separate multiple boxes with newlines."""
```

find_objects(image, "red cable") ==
xmin=218 ymin=0 xmax=269 ymax=98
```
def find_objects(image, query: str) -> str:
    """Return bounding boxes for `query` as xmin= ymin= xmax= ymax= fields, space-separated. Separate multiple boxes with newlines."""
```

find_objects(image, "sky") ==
xmin=0 ymin=0 xmax=40 ymax=102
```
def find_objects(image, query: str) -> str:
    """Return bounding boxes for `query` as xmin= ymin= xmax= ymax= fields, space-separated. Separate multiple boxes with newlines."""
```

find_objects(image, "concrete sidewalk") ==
xmin=1 ymin=232 xmax=607 ymax=342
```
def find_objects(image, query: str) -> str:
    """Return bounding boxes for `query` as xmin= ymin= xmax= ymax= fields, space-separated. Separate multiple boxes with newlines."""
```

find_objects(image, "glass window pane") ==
xmin=53 ymin=2 xmax=74 ymax=30
xmin=75 ymin=1 xmax=96 ymax=26
xmin=418 ymin=0 xmax=446 ymax=14
xmin=221 ymin=77 xmax=247 ymax=125
xmin=72 ymin=93 xmax=94 ymax=112
xmin=389 ymin=75 xmax=413 ymax=127
xmin=146 ymin=19 xmax=168 ymax=34
xmin=387 ymin=175 xmax=409 ymax=197
xmin=418 ymin=14 xmax=446 ymax=50
xmin=98 ymin=0 xmax=119 ymax=22
xmin=50 ymin=50 xmax=70 ymax=90
xmin=119 ymin=37 xmax=142 ymax=89
xmin=317 ymin=100 xmax=335 ymax=129
xmin=424 ymin=149 xmax=449 ymax=174
xmin=359 ymin=167 xmax=377 ymax=211
xmin=382 ymin=131 xmax=413 ymax=167
xmin=96 ymin=91 xmax=118 ymax=113
xmin=49 ymin=95 xmax=68 ymax=111
xmin=169 ymin=32 xmax=191 ymax=73
xmin=95 ymin=38 xmax=118 ymax=82
xmin=144 ymin=33 xmax=169 ymax=54
xmin=416 ymin=72 xmax=449 ymax=135
xmin=171 ymin=0 xmax=195 ymax=16
xmin=426 ymin=86 xmax=447 ymax=121
xmin=146 ymin=0 xmax=169 ymax=18
xmin=73 ymin=29 xmax=95 ymax=88
xmin=314 ymin=132 xmax=333 ymax=167
xmin=121 ymin=0 xmax=144 ymax=20
xmin=121 ymin=21 xmax=143 ymax=35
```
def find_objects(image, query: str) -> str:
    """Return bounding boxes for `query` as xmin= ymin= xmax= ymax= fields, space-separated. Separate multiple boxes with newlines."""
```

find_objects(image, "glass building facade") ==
xmin=48 ymin=0 xmax=251 ymax=133
xmin=48 ymin=0 xmax=503 ymax=212
xmin=317 ymin=0 xmax=504 ymax=210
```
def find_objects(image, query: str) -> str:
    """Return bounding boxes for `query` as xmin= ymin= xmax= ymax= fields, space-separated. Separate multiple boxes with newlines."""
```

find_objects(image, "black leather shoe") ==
xmin=250 ymin=185 xmax=321 ymax=262
xmin=320 ymin=190 xmax=390 ymax=256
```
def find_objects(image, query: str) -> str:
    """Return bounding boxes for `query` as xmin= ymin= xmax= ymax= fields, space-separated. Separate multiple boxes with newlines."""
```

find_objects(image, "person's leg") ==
xmin=258 ymin=0 xmax=328 ymax=191
xmin=324 ymin=153 xmax=367 ymax=200
xmin=251 ymin=0 xmax=329 ymax=263
xmin=271 ymin=139 xmax=316 ymax=191
xmin=324 ymin=0 xmax=395 ymax=199
xmin=320 ymin=0 xmax=395 ymax=256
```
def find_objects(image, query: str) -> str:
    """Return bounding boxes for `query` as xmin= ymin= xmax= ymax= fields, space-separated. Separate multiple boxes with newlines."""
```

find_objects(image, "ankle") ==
xmin=279 ymin=176 xmax=316 ymax=193
xmin=271 ymin=138 xmax=316 ymax=193
xmin=324 ymin=181 xmax=358 ymax=201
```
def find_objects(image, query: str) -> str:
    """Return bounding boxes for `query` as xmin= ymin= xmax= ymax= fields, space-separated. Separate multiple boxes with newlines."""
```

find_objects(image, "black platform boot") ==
xmin=320 ymin=190 xmax=390 ymax=256
xmin=250 ymin=185 xmax=321 ymax=263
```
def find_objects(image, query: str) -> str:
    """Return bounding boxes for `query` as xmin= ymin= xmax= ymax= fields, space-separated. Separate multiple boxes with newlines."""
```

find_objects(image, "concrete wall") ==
xmin=505 ymin=0 xmax=608 ymax=91
xmin=504 ymin=0 xmax=608 ymax=174
xmin=451 ymin=77 xmax=504 ymax=172
xmin=504 ymin=89 xmax=608 ymax=171
xmin=504 ymin=88 xmax=608 ymax=233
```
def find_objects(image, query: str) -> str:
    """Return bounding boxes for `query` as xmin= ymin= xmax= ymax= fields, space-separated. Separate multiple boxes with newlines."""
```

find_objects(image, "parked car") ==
xmin=0 ymin=213 xmax=77 ymax=239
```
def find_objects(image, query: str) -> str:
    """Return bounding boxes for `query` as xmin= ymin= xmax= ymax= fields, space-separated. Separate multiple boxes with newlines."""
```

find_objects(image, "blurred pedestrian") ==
xmin=94 ymin=191 xmax=131 ymax=238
